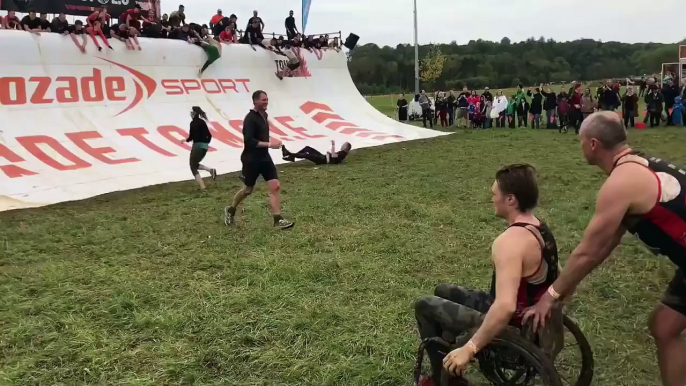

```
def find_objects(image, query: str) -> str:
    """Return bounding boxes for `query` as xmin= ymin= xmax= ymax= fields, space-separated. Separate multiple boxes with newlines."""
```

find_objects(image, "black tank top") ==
xmin=490 ymin=222 xmax=560 ymax=315
xmin=613 ymin=150 xmax=686 ymax=269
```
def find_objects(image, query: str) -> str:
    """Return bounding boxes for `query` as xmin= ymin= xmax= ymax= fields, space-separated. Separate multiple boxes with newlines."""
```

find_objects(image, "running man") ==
xmin=180 ymin=106 xmax=217 ymax=190
xmin=414 ymin=164 xmax=560 ymax=385
xmin=224 ymin=91 xmax=295 ymax=230
xmin=281 ymin=140 xmax=351 ymax=165
xmin=523 ymin=111 xmax=686 ymax=386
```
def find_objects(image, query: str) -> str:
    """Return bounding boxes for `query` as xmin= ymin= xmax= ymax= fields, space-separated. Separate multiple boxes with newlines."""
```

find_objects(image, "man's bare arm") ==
xmin=470 ymin=231 xmax=524 ymax=349
xmin=552 ymin=176 xmax=630 ymax=297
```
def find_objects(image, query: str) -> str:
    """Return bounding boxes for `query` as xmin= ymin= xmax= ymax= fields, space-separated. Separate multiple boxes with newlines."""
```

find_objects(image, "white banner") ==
xmin=0 ymin=31 xmax=446 ymax=211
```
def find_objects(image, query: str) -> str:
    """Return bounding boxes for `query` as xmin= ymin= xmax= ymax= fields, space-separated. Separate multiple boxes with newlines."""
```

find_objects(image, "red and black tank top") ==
xmin=613 ymin=150 xmax=686 ymax=269
xmin=490 ymin=222 xmax=560 ymax=316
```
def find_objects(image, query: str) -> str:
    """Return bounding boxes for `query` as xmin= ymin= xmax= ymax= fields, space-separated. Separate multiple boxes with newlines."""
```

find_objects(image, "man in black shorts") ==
xmin=524 ymin=112 xmax=686 ymax=386
xmin=224 ymin=90 xmax=295 ymax=230
xmin=281 ymin=140 xmax=351 ymax=165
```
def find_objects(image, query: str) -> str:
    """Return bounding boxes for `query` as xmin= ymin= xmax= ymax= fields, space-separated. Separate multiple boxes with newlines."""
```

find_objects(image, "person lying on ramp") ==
xmin=281 ymin=140 xmax=351 ymax=165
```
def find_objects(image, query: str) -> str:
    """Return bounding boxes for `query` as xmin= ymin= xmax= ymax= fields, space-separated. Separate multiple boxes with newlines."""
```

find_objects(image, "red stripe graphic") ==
xmin=299 ymin=101 xmax=405 ymax=141
xmin=645 ymin=205 xmax=686 ymax=249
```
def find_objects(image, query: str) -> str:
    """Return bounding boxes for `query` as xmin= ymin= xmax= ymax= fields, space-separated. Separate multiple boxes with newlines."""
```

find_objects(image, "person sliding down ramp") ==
xmin=281 ymin=140 xmax=351 ymax=165
xmin=275 ymin=47 xmax=302 ymax=80
xmin=199 ymin=36 xmax=222 ymax=76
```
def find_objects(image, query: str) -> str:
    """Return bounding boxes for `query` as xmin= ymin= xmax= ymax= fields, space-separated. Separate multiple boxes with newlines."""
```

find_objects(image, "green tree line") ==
xmin=348 ymin=37 xmax=680 ymax=95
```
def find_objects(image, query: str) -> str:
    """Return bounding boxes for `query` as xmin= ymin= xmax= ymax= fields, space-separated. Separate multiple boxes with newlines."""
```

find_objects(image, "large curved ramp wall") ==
xmin=0 ymin=31 xmax=446 ymax=211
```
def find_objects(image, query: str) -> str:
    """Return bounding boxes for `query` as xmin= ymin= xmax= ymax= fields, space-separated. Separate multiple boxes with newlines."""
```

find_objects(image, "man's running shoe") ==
xmin=281 ymin=145 xmax=289 ymax=158
xmin=223 ymin=206 xmax=235 ymax=226
xmin=210 ymin=168 xmax=217 ymax=180
xmin=274 ymin=218 xmax=295 ymax=230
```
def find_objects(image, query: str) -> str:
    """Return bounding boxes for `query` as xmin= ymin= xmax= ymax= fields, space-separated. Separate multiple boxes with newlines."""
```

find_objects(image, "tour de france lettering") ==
xmin=0 ymin=58 xmax=251 ymax=116
xmin=0 ymin=115 xmax=331 ymax=179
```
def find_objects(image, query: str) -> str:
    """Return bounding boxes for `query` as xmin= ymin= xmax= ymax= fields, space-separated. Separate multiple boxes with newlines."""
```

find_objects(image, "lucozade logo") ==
xmin=0 ymin=58 xmax=251 ymax=116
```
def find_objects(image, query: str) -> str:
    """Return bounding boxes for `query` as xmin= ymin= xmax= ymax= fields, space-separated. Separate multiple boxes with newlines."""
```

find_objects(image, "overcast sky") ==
xmin=163 ymin=0 xmax=680 ymax=47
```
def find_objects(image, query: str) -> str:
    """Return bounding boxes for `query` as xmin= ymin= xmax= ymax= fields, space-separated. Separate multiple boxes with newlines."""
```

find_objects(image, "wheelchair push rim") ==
xmin=552 ymin=315 xmax=594 ymax=386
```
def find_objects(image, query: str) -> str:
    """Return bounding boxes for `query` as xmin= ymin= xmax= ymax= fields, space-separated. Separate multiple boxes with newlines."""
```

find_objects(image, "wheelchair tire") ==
xmin=456 ymin=326 xmax=563 ymax=386
xmin=561 ymin=315 xmax=594 ymax=386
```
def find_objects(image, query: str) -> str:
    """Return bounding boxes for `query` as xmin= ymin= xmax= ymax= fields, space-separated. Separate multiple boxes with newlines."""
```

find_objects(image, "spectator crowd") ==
xmin=398 ymin=75 xmax=686 ymax=132
xmin=1 ymin=5 xmax=342 ymax=55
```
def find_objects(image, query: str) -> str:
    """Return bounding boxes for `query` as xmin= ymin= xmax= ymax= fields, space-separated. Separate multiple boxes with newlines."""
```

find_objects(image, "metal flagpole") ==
xmin=413 ymin=0 xmax=419 ymax=95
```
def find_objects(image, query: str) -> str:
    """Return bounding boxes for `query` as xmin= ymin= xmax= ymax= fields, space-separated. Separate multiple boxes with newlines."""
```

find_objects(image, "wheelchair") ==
xmin=414 ymin=314 xmax=594 ymax=386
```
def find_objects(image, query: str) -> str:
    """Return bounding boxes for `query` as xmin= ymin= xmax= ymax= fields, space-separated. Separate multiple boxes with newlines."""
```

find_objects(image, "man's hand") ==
xmin=522 ymin=291 xmax=558 ymax=333
xmin=269 ymin=139 xmax=282 ymax=149
xmin=443 ymin=346 xmax=474 ymax=377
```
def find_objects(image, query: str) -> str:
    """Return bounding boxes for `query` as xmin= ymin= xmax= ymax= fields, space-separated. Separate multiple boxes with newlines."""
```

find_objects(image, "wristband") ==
xmin=466 ymin=339 xmax=479 ymax=355
xmin=547 ymin=285 xmax=562 ymax=300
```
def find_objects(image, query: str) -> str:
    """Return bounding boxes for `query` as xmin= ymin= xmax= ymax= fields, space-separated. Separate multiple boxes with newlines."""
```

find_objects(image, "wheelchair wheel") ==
xmin=553 ymin=315 xmax=594 ymax=386
xmin=453 ymin=326 xmax=563 ymax=386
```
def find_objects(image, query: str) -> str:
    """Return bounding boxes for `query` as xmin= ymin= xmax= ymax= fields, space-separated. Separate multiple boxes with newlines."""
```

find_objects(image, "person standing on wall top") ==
xmin=224 ymin=91 xmax=295 ymax=230
xmin=209 ymin=9 xmax=223 ymax=30
xmin=247 ymin=10 xmax=264 ymax=32
xmin=181 ymin=106 xmax=217 ymax=191
xmin=285 ymin=10 xmax=299 ymax=40
xmin=169 ymin=5 xmax=186 ymax=27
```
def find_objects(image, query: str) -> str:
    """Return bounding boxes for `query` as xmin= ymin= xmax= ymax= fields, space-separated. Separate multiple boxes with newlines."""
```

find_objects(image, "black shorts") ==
xmin=242 ymin=158 xmax=278 ymax=187
xmin=287 ymin=61 xmax=301 ymax=70
xmin=663 ymin=268 xmax=686 ymax=316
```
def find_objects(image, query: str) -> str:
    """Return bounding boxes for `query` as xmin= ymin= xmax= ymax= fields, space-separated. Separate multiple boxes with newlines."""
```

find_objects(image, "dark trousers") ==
xmin=291 ymin=146 xmax=327 ymax=165
xmin=414 ymin=284 xmax=492 ymax=382
xmin=518 ymin=114 xmax=527 ymax=127
xmin=508 ymin=115 xmax=515 ymax=128
xmin=286 ymin=29 xmax=297 ymax=40
xmin=650 ymin=111 xmax=661 ymax=127
xmin=439 ymin=110 xmax=448 ymax=127
xmin=422 ymin=109 xmax=433 ymax=128
xmin=624 ymin=111 xmax=635 ymax=128
xmin=447 ymin=107 xmax=455 ymax=126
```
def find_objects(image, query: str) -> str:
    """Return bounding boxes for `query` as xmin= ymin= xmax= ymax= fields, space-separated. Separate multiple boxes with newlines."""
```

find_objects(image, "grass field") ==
xmin=1 ymin=100 xmax=685 ymax=385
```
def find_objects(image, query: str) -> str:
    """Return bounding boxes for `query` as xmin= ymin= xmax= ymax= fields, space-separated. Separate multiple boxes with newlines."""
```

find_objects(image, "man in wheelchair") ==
xmin=414 ymin=164 xmax=560 ymax=386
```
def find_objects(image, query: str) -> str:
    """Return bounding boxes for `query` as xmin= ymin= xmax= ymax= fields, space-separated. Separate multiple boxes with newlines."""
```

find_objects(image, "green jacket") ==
xmin=507 ymin=100 xmax=517 ymax=115
xmin=514 ymin=90 xmax=527 ymax=103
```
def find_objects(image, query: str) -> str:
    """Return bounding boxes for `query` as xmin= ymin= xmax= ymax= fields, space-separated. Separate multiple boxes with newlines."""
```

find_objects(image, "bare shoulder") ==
xmin=597 ymin=162 xmax=658 ymax=215
xmin=492 ymin=227 xmax=538 ymax=256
